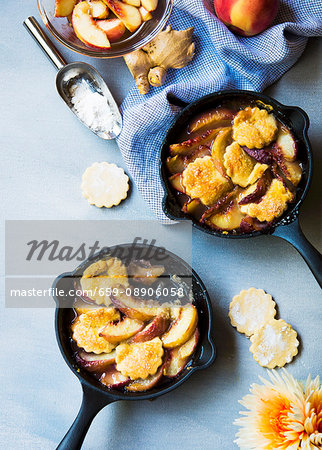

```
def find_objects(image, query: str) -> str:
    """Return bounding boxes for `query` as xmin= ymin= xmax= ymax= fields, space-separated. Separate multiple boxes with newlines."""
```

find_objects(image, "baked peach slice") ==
xmin=99 ymin=317 xmax=144 ymax=343
xmin=123 ymin=0 xmax=140 ymax=6
xmin=170 ymin=129 xmax=220 ymax=156
xmin=169 ymin=173 xmax=185 ymax=193
xmin=126 ymin=364 xmax=164 ymax=392
xmin=163 ymin=347 xmax=189 ymax=377
xmin=128 ymin=260 xmax=165 ymax=285
xmin=139 ymin=6 xmax=153 ymax=21
xmin=131 ymin=315 xmax=169 ymax=343
xmin=72 ymin=2 xmax=111 ymax=49
xmin=162 ymin=305 xmax=198 ymax=349
xmin=55 ymin=0 xmax=77 ymax=17
xmin=110 ymin=291 xmax=169 ymax=322
xmin=76 ymin=349 xmax=116 ymax=372
xmin=89 ymin=1 xmax=109 ymax=18
xmin=275 ymin=126 xmax=298 ymax=161
xmin=207 ymin=200 xmax=245 ymax=231
xmin=96 ymin=18 xmax=126 ymax=41
xmin=188 ymin=108 xmax=235 ymax=133
xmin=211 ymin=127 xmax=232 ymax=177
xmin=178 ymin=327 xmax=199 ymax=359
xmin=100 ymin=365 xmax=130 ymax=389
xmin=141 ymin=0 xmax=158 ymax=12
xmin=102 ymin=0 xmax=142 ymax=32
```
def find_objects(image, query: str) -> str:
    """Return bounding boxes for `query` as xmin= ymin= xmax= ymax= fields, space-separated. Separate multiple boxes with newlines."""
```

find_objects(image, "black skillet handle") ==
xmin=56 ymin=384 xmax=114 ymax=450
xmin=273 ymin=218 xmax=322 ymax=288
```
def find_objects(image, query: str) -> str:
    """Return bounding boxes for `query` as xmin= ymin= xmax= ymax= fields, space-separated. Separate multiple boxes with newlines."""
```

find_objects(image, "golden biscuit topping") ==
xmin=72 ymin=308 xmax=120 ymax=354
xmin=239 ymin=179 xmax=293 ymax=222
xmin=115 ymin=338 xmax=164 ymax=380
xmin=182 ymin=156 xmax=231 ymax=206
xmin=224 ymin=142 xmax=268 ymax=187
xmin=233 ymin=106 xmax=278 ymax=149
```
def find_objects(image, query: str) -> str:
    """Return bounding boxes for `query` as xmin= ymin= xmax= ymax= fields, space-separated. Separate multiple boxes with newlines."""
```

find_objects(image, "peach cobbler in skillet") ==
xmin=166 ymin=104 xmax=302 ymax=233
xmin=71 ymin=258 xmax=199 ymax=392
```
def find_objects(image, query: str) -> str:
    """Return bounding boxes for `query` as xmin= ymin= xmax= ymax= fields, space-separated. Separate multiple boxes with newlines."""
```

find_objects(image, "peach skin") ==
xmin=214 ymin=0 xmax=279 ymax=37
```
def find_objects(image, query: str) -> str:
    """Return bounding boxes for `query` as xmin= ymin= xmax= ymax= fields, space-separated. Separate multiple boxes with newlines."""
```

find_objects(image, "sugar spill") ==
xmin=69 ymin=79 xmax=117 ymax=134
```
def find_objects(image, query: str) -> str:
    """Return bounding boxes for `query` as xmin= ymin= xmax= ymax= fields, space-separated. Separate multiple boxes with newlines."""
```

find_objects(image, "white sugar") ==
xmin=69 ymin=79 xmax=115 ymax=133
xmin=256 ymin=323 xmax=287 ymax=365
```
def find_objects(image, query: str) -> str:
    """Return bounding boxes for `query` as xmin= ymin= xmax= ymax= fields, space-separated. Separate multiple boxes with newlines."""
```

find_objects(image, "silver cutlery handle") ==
xmin=23 ymin=16 xmax=66 ymax=70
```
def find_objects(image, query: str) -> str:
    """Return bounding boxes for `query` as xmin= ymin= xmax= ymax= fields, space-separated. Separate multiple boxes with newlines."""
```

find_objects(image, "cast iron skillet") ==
xmin=160 ymin=90 xmax=322 ymax=288
xmin=52 ymin=244 xmax=216 ymax=450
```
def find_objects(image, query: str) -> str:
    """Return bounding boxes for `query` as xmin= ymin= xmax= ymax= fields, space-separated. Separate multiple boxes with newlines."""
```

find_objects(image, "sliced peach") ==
xmin=282 ymin=160 xmax=302 ymax=186
xmin=166 ymin=155 xmax=186 ymax=174
xmin=211 ymin=127 xmax=232 ymax=177
xmin=123 ymin=0 xmax=140 ymax=6
xmin=55 ymin=0 xmax=77 ymax=17
xmin=188 ymin=108 xmax=235 ymax=134
xmin=110 ymin=292 xmax=168 ymax=321
xmin=74 ymin=296 xmax=100 ymax=315
xmin=139 ymin=6 xmax=153 ymax=21
xmin=96 ymin=18 xmax=126 ymax=41
xmin=126 ymin=364 xmax=164 ymax=392
xmin=272 ymin=149 xmax=302 ymax=187
xmin=169 ymin=173 xmax=185 ymax=193
xmin=167 ymin=147 xmax=211 ymax=175
xmin=207 ymin=200 xmax=245 ymax=231
xmin=238 ymin=175 xmax=271 ymax=206
xmin=182 ymin=199 xmax=207 ymax=220
xmin=275 ymin=126 xmax=298 ymax=161
xmin=89 ymin=1 xmax=109 ymax=18
xmin=170 ymin=129 xmax=219 ymax=156
xmin=100 ymin=365 xmax=130 ymax=388
xmin=102 ymin=0 xmax=142 ymax=32
xmin=141 ymin=0 xmax=158 ymax=12
xmin=243 ymin=147 xmax=273 ymax=165
xmin=76 ymin=349 xmax=116 ymax=372
xmin=163 ymin=348 xmax=189 ymax=377
xmin=72 ymin=1 xmax=111 ymax=49
xmin=131 ymin=315 xmax=169 ymax=343
xmin=128 ymin=261 xmax=165 ymax=285
xmin=99 ymin=317 xmax=144 ymax=343
xmin=162 ymin=305 xmax=198 ymax=349
xmin=169 ymin=305 xmax=181 ymax=321
xmin=178 ymin=327 xmax=199 ymax=359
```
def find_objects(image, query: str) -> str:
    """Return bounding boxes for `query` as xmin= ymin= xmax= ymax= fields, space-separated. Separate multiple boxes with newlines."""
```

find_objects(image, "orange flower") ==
xmin=234 ymin=370 xmax=322 ymax=450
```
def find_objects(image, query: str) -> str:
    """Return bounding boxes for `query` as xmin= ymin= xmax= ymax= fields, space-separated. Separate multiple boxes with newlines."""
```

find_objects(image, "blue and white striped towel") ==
xmin=117 ymin=0 xmax=322 ymax=223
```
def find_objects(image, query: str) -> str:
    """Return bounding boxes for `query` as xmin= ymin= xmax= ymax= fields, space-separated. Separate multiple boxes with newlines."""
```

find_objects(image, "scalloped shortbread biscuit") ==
xmin=71 ymin=308 xmax=120 ymax=354
xmin=80 ymin=258 xmax=129 ymax=306
xmin=224 ymin=142 xmax=268 ymax=187
xmin=81 ymin=162 xmax=129 ymax=208
xmin=233 ymin=106 xmax=278 ymax=149
xmin=239 ymin=179 xmax=293 ymax=222
xmin=182 ymin=156 xmax=231 ymax=206
xmin=115 ymin=338 xmax=163 ymax=380
xmin=249 ymin=319 xmax=299 ymax=369
xmin=229 ymin=288 xmax=276 ymax=336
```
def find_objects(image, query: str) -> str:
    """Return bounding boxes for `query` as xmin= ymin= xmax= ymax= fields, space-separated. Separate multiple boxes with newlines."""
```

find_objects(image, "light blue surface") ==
xmin=1 ymin=2 xmax=321 ymax=450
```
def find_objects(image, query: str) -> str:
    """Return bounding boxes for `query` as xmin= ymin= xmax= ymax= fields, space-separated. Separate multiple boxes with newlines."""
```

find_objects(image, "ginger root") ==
xmin=124 ymin=25 xmax=195 ymax=94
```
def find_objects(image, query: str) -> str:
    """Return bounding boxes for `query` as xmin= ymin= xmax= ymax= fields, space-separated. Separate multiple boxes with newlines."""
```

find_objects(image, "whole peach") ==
xmin=214 ymin=0 xmax=279 ymax=37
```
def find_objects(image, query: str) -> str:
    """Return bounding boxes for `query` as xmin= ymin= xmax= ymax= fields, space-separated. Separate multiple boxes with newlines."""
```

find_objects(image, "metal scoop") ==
xmin=23 ymin=16 xmax=122 ymax=140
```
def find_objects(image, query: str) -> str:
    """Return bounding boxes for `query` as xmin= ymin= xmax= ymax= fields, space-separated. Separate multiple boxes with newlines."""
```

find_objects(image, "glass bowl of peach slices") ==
xmin=37 ymin=0 xmax=173 ymax=57
xmin=69 ymin=255 xmax=203 ymax=392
